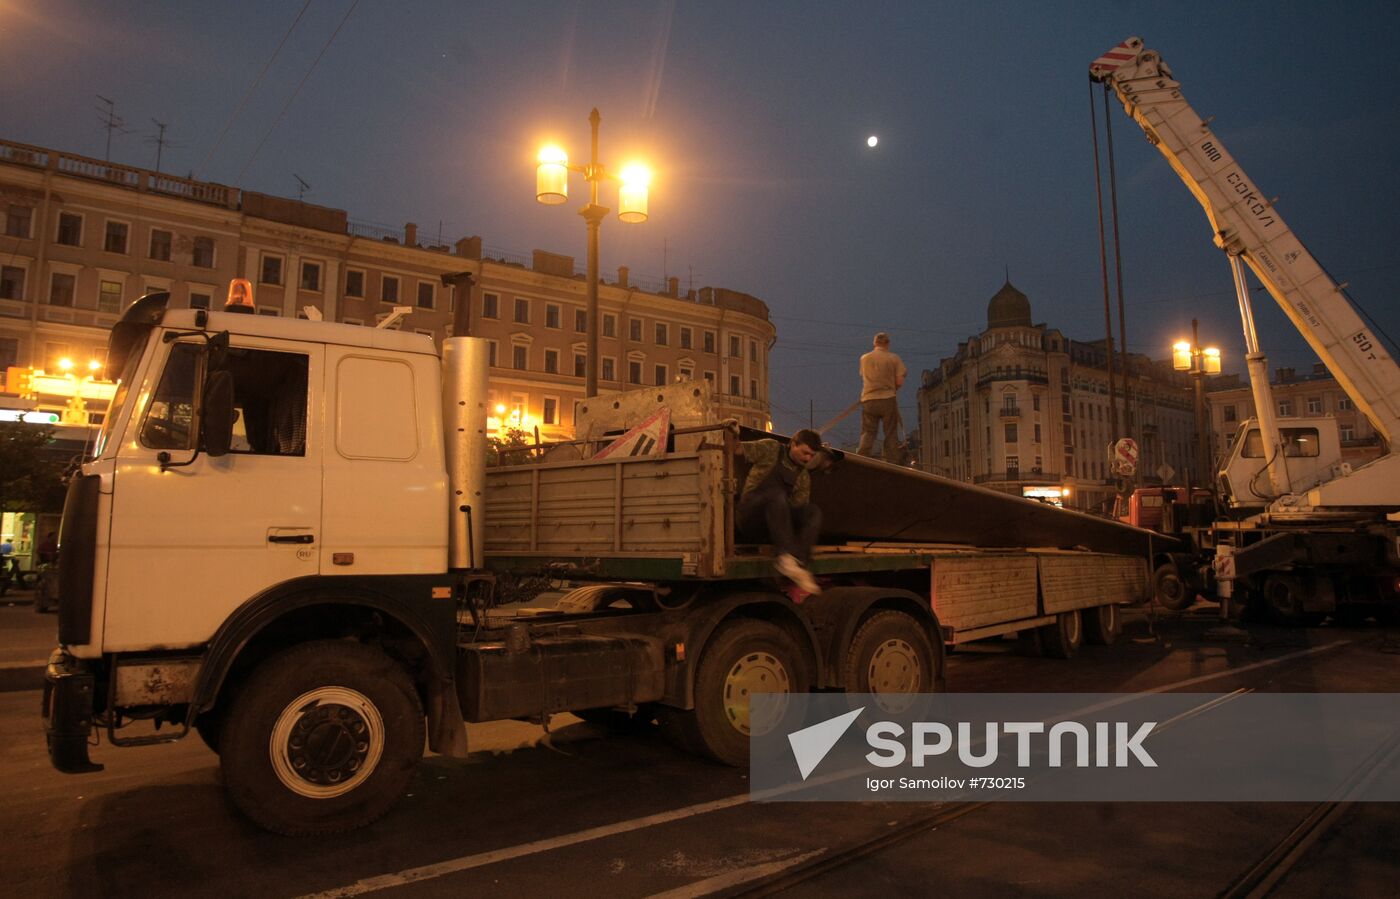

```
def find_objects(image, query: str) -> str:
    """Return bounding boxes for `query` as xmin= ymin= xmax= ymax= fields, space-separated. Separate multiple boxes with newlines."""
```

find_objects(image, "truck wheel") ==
xmin=1039 ymin=610 xmax=1083 ymax=659
xmin=195 ymin=712 xmax=223 ymax=755
xmin=1153 ymin=563 xmax=1193 ymax=611
xmin=1083 ymin=604 xmax=1121 ymax=646
xmin=1262 ymin=573 xmax=1311 ymax=626
xmin=661 ymin=619 xmax=807 ymax=767
xmin=842 ymin=611 xmax=940 ymax=708
xmin=220 ymin=640 xmax=424 ymax=835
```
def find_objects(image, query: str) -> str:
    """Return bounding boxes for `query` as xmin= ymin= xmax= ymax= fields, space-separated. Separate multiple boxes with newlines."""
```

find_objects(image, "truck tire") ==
xmin=1153 ymin=562 xmax=1193 ymax=612
xmin=1262 ymin=573 xmax=1315 ymax=627
xmin=660 ymin=619 xmax=807 ymax=767
xmin=1039 ymin=610 xmax=1083 ymax=659
xmin=1083 ymin=604 xmax=1122 ymax=646
xmin=842 ymin=610 xmax=940 ymax=708
xmin=220 ymin=640 xmax=425 ymax=835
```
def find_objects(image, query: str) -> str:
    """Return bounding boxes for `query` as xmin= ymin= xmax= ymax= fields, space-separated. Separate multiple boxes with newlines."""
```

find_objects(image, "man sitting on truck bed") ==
xmin=738 ymin=429 xmax=825 ymax=595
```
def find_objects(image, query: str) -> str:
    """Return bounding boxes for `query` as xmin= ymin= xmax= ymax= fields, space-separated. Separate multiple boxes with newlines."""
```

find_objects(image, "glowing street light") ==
xmin=535 ymin=108 xmax=651 ymax=397
xmin=1172 ymin=319 xmax=1225 ymax=487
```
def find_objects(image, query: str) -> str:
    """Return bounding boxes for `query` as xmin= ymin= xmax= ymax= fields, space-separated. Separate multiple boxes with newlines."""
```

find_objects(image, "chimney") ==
xmin=454 ymin=235 xmax=482 ymax=259
xmin=1276 ymin=367 xmax=1295 ymax=382
xmin=617 ymin=266 xmax=629 ymax=288
xmin=667 ymin=276 xmax=679 ymax=296
xmin=404 ymin=222 xmax=418 ymax=246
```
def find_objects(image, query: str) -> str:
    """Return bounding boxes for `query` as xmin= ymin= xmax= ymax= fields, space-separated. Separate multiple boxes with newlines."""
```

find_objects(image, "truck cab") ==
xmin=1218 ymin=417 xmax=1344 ymax=509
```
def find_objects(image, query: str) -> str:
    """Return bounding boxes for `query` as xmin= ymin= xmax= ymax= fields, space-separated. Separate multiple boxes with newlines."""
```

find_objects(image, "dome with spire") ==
xmin=986 ymin=280 xmax=1032 ymax=330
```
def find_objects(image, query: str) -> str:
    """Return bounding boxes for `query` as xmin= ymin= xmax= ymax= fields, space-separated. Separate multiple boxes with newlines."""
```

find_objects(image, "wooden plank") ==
xmin=930 ymin=556 xmax=1038 ymax=631
xmin=1039 ymin=554 xmax=1148 ymax=613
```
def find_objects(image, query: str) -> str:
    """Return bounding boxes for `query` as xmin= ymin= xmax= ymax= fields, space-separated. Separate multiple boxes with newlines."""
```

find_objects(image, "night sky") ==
xmin=5 ymin=1 xmax=1399 ymax=444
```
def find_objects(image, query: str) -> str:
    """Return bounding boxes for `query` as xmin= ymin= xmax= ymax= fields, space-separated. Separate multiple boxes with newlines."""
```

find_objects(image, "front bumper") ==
xmin=42 ymin=649 xmax=103 ymax=773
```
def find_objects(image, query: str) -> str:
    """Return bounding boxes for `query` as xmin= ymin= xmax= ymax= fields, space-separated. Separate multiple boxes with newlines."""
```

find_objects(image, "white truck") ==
xmin=43 ymin=291 xmax=1157 ymax=834
xmin=1091 ymin=38 xmax=1400 ymax=622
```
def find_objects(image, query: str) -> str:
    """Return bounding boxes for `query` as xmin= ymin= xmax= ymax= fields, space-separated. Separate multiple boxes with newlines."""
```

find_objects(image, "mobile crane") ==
xmin=1091 ymin=38 xmax=1400 ymax=622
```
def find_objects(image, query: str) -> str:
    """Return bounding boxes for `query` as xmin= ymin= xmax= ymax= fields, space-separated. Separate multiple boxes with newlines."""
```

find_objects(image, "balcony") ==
xmin=998 ymin=406 xmax=1021 ymax=418
xmin=977 ymin=369 xmax=1049 ymax=388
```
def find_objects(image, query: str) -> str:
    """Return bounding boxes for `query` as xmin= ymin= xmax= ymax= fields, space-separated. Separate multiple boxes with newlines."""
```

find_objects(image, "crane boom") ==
xmin=1089 ymin=37 xmax=1400 ymax=451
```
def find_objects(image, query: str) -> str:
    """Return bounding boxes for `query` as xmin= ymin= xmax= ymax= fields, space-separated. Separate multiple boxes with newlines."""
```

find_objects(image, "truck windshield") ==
xmin=1240 ymin=427 xmax=1321 ymax=459
xmin=91 ymin=347 xmax=145 ymax=460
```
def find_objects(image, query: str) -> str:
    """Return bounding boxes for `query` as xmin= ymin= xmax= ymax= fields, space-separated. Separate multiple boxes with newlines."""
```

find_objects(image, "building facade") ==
xmin=1207 ymin=363 xmax=1384 ymax=468
xmin=917 ymin=282 xmax=1200 ymax=513
xmin=0 ymin=137 xmax=774 ymax=439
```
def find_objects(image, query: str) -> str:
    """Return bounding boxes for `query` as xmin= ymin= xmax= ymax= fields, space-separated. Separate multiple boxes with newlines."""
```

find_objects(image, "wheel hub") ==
xmin=270 ymin=687 xmax=384 ymax=798
xmin=867 ymin=638 xmax=921 ymax=693
xmin=722 ymin=650 xmax=790 ymax=736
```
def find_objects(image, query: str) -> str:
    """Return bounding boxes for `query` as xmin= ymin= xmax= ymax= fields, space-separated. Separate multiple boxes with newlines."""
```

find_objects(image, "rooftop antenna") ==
xmin=95 ymin=95 xmax=129 ymax=161
xmin=145 ymin=119 xmax=181 ymax=173
xmin=293 ymin=174 xmax=311 ymax=201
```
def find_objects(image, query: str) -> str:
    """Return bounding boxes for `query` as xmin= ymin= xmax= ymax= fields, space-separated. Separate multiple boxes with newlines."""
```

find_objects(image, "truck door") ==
xmin=102 ymin=336 xmax=324 ymax=651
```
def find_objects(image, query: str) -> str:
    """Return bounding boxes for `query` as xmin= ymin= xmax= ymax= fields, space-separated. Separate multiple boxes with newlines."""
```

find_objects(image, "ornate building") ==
xmin=917 ymin=281 xmax=1200 ymax=513
xmin=0 ymin=137 xmax=774 ymax=440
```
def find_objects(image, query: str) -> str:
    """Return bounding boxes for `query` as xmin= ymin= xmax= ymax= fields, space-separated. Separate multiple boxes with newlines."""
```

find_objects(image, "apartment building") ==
xmin=0 ymin=138 xmax=774 ymax=439
xmin=917 ymin=281 xmax=1199 ymax=513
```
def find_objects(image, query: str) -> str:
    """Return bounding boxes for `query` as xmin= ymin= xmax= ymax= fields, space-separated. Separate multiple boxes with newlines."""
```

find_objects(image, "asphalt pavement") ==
xmin=0 ymin=591 xmax=55 ymax=691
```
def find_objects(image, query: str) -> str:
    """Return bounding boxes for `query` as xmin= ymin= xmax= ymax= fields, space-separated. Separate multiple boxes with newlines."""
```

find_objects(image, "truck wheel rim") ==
xmin=722 ymin=651 xmax=790 ymax=737
xmin=867 ymin=638 xmax=921 ymax=693
xmin=1065 ymin=612 xmax=1081 ymax=645
xmin=270 ymin=687 xmax=384 ymax=799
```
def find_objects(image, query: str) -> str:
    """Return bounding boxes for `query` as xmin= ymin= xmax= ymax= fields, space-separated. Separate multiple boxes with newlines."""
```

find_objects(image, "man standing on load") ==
xmin=857 ymin=331 xmax=906 ymax=462
xmin=737 ymin=429 xmax=825 ymax=595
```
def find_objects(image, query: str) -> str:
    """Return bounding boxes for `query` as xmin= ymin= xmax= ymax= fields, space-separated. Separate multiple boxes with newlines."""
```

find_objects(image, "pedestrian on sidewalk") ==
xmin=857 ymin=332 xmax=907 ymax=462
xmin=737 ymin=429 xmax=825 ymax=595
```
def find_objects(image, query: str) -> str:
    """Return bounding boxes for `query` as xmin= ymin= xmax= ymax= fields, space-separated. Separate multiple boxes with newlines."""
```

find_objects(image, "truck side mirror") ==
xmin=202 ymin=370 xmax=236 ymax=457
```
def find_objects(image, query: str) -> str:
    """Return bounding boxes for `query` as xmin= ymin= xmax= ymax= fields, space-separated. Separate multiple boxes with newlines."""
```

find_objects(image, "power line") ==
xmin=237 ymin=0 xmax=361 ymax=185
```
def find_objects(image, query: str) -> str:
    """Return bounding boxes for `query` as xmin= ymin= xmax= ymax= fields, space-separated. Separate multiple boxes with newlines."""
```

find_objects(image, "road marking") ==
xmin=643 ymin=849 xmax=827 ymax=898
xmin=300 ymin=639 xmax=1351 ymax=898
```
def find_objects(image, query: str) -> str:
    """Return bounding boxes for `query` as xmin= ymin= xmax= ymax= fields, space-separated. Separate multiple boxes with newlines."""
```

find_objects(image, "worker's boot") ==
xmin=775 ymin=553 xmax=822 ymax=595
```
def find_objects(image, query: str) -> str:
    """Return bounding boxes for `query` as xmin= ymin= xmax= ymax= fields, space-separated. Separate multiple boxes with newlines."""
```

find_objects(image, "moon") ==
xmin=866 ymin=135 xmax=879 ymax=148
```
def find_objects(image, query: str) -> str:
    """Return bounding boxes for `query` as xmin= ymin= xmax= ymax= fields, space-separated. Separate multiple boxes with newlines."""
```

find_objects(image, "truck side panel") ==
xmin=929 ymin=556 xmax=1039 ymax=631
xmin=1040 ymin=554 xmax=1147 ymax=613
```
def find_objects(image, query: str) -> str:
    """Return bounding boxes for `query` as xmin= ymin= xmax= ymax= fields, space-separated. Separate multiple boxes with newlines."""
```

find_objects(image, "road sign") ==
xmin=1111 ymin=437 xmax=1139 ymax=476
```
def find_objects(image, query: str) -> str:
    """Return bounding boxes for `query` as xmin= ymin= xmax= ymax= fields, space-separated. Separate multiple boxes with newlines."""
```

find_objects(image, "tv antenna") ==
xmin=145 ymin=120 xmax=183 ymax=173
xmin=293 ymin=174 xmax=311 ymax=201
xmin=95 ymin=95 xmax=129 ymax=161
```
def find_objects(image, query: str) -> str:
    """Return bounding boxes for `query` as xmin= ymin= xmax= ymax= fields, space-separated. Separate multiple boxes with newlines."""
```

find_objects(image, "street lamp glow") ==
xmin=617 ymin=163 xmax=651 ymax=223
xmin=88 ymin=359 xmax=103 ymax=372
xmin=536 ymin=146 xmax=569 ymax=205
xmin=494 ymin=403 xmax=507 ymax=415
xmin=1172 ymin=341 xmax=1192 ymax=371
xmin=1202 ymin=346 xmax=1222 ymax=374
xmin=58 ymin=357 xmax=74 ymax=372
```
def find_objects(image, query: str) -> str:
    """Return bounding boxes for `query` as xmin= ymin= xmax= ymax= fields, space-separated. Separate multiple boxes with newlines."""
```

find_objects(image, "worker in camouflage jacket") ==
xmin=737 ymin=429 xmax=825 ymax=594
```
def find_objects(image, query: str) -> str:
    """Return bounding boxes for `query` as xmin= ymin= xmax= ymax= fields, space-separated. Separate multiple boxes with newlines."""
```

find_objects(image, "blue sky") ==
xmin=5 ymin=1 xmax=1399 ymax=442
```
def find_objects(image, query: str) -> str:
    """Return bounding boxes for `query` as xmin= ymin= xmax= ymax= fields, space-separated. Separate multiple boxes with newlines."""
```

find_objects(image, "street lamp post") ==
xmin=1173 ymin=319 xmax=1222 ymax=486
xmin=536 ymin=109 xmax=650 ymax=398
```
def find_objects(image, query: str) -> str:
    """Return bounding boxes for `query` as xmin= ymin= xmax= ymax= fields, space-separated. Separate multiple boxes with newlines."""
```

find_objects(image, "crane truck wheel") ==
xmin=1083 ymin=603 xmax=1122 ymax=646
xmin=659 ymin=619 xmax=808 ymax=767
xmin=842 ymin=610 xmax=940 ymax=710
xmin=1261 ymin=573 xmax=1315 ymax=627
xmin=1153 ymin=562 xmax=1194 ymax=612
xmin=220 ymin=640 xmax=425 ymax=835
xmin=1039 ymin=609 xmax=1083 ymax=659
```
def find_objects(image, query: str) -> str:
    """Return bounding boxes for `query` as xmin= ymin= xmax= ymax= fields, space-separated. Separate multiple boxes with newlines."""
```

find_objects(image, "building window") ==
xmin=98 ymin=280 xmax=123 ymax=314
xmin=1061 ymin=395 xmax=1071 ymax=416
xmin=0 ymin=265 xmax=25 ymax=300
xmin=704 ymin=371 xmax=715 ymax=384
xmin=487 ymin=340 xmax=498 ymax=367
xmin=104 ymin=220 xmax=129 ymax=254
xmin=381 ymin=275 xmax=400 ymax=304
xmin=416 ymin=281 xmax=434 ymax=309
xmin=190 ymin=292 xmax=211 ymax=310
xmin=679 ymin=366 xmax=693 ymax=380
xmin=1063 ymin=423 xmax=1073 ymax=445
xmin=258 ymin=307 xmax=281 ymax=317
xmin=512 ymin=345 xmax=527 ymax=370
xmin=1337 ymin=397 xmax=1352 ymax=411
xmin=749 ymin=378 xmax=758 ymax=399
xmin=602 ymin=357 xmax=616 ymax=381
xmin=1223 ymin=404 xmax=1237 ymax=423
xmin=628 ymin=360 xmax=643 ymax=384
xmin=192 ymin=236 xmax=215 ymax=268
xmin=1306 ymin=397 xmax=1322 ymax=415
xmin=574 ymin=353 xmax=586 ymax=377
xmin=1278 ymin=399 xmax=1294 ymax=417
xmin=49 ymin=272 xmax=76 ymax=306
xmin=1340 ymin=426 xmax=1355 ymax=442
xmin=1006 ymin=455 xmax=1019 ymax=474
xmin=1032 ymin=395 xmax=1041 ymax=412
xmin=56 ymin=212 xmax=82 ymax=246
xmin=729 ymin=373 xmax=741 ymax=395
xmin=703 ymin=331 xmax=716 ymax=354
xmin=603 ymin=313 xmax=618 ymax=338
xmin=345 ymin=269 xmax=364 ymax=297
xmin=482 ymin=292 xmax=499 ymax=318
xmin=574 ymin=309 xmax=587 ymax=332
xmin=543 ymin=397 xmax=559 ymax=425
xmin=729 ymin=335 xmax=741 ymax=357
xmin=629 ymin=318 xmax=643 ymax=341
xmin=1005 ymin=423 xmax=1018 ymax=443
xmin=301 ymin=262 xmax=322 ymax=292
xmin=4 ymin=205 xmax=32 ymax=239
xmin=654 ymin=364 xmax=668 ymax=386
xmin=544 ymin=348 xmax=559 ymax=374
xmin=655 ymin=323 xmax=669 ymax=346
xmin=0 ymin=336 xmax=16 ymax=371
xmin=1034 ymin=423 xmax=1042 ymax=443
xmin=680 ymin=327 xmax=693 ymax=350
xmin=149 ymin=229 xmax=172 ymax=261
xmin=260 ymin=255 xmax=283 ymax=285
xmin=545 ymin=303 xmax=560 ymax=329
xmin=514 ymin=297 xmax=529 ymax=323
xmin=749 ymin=339 xmax=757 ymax=362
